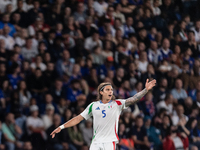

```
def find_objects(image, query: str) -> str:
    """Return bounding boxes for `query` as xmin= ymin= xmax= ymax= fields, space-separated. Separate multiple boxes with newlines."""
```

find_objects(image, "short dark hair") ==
xmin=70 ymin=79 xmax=80 ymax=85
xmin=35 ymin=67 xmax=41 ymax=71
xmin=26 ymin=37 xmax=32 ymax=41
xmin=136 ymin=115 xmax=143 ymax=120
xmin=33 ymin=0 xmax=40 ymax=3
xmin=183 ymin=60 xmax=190 ymax=65
xmin=164 ymin=93 xmax=172 ymax=101
xmin=114 ymin=3 xmax=121 ymax=10
xmin=188 ymin=30 xmax=195 ymax=35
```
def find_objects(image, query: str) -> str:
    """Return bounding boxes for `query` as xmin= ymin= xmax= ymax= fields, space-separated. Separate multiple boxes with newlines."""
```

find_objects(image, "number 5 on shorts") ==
xmin=102 ymin=110 xmax=106 ymax=118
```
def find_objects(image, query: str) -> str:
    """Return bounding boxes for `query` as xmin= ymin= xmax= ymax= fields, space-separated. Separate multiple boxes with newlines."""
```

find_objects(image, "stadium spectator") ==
xmin=113 ymin=3 xmax=125 ymax=24
xmin=171 ymin=78 xmax=188 ymax=102
xmin=56 ymin=50 xmax=74 ymax=77
xmin=73 ymin=2 xmax=87 ymax=25
xmin=50 ymin=79 xmax=66 ymax=104
xmin=93 ymin=0 xmax=108 ymax=17
xmin=162 ymin=125 xmax=189 ymax=150
xmin=84 ymin=30 xmax=103 ymax=52
xmin=27 ymin=68 xmax=47 ymax=95
xmin=159 ymin=38 xmax=173 ymax=61
xmin=118 ymin=123 xmax=134 ymax=149
xmin=68 ymin=123 xmax=84 ymax=150
xmin=156 ymin=93 xmax=173 ymax=114
xmin=21 ymin=37 xmax=38 ymax=62
xmin=183 ymin=97 xmax=193 ymax=116
xmin=0 ymin=25 xmax=15 ymax=50
xmin=2 ymin=113 xmax=23 ymax=150
xmin=81 ymin=118 xmax=93 ymax=147
xmin=147 ymin=41 xmax=162 ymax=66
xmin=42 ymin=104 xmax=55 ymax=130
xmin=113 ymin=67 xmax=125 ymax=88
xmin=159 ymin=114 xmax=172 ymax=139
xmin=7 ymin=63 xmax=22 ymax=90
xmin=22 ymin=141 xmax=32 ymax=150
xmin=120 ymin=107 xmax=133 ymax=134
xmin=182 ymin=30 xmax=200 ymax=59
xmin=66 ymin=79 xmax=83 ymax=102
xmin=186 ymin=117 xmax=200 ymax=149
xmin=26 ymin=105 xmax=46 ymax=150
xmin=11 ymin=0 xmax=27 ymax=28
xmin=123 ymin=17 xmax=135 ymax=38
xmin=139 ymin=91 xmax=155 ymax=117
xmin=18 ymin=80 xmax=31 ymax=112
xmin=46 ymin=114 xmax=75 ymax=150
xmin=0 ymin=13 xmax=16 ymax=37
xmin=30 ymin=55 xmax=46 ymax=71
xmin=172 ymin=104 xmax=189 ymax=127
xmin=131 ymin=115 xmax=151 ymax=150
xmin=190 ymin=19 xmax=200 ymax=43
xmin=144 ymin=116 xmax=162 ymax=150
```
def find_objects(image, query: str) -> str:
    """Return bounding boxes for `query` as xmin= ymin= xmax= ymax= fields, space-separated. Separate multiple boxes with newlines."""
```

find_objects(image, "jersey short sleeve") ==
xmin=115 ymin=99 xmax=128 ymax=110
xmin=80 ymin=102 xmax=94 ymax=120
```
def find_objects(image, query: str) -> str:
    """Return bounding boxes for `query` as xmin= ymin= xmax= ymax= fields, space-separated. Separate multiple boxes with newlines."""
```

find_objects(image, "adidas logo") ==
xmin=95 ymin=107 xmax=100 ymax=110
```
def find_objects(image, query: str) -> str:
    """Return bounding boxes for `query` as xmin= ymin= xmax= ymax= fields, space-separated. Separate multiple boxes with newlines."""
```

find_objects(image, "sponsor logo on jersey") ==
xmin=95 ymin=107 xmax=100 ymax=110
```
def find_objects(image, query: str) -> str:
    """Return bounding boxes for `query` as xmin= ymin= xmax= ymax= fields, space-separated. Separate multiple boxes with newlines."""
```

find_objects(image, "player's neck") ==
xmin=101 ymin=98 xmax=111 ymax=104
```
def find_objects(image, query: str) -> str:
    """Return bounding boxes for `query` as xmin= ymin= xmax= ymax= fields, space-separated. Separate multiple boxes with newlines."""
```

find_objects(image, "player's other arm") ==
xmin=125 ymin=79 xmax=156 ymax=107
xmin=50 ymin=115 xmax=84 ymax=138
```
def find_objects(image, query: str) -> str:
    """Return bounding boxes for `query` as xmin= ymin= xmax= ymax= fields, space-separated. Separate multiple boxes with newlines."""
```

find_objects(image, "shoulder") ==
xmin=171 ymin=89 xmax=176 ymax=93
xmin=182 ymin=89 xmax=187 ymax=92
xmin=88 ymin=101 xmax=98 ymax=109
xmin=37 ymin=117 xmax=43 ymax=122
xmin=114 ymin=100 xmax=123 ymax=105
xmin=1 ymin=123 xmax=6 ymax=128
xmin=91 ymin=101 xmax=97 ymax=105
xmin=114 ymin=99 xmax=127 ymax=106
xmin=157 ymin=100 xmax=164 ymax=106
xmin=85 ymin=37 xmax=91 ymax=41
xmin=26 ymin=116 xmax=33 ymax=121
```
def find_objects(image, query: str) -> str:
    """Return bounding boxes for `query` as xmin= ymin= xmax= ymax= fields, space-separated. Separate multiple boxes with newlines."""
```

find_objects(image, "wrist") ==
xmin=59 ymin=124 xmax=65 ymax=130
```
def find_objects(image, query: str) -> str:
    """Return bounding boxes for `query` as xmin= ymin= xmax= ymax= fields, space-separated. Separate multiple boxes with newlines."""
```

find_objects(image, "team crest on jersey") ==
xmin=95 ymin=107 xmax=100 ymax=110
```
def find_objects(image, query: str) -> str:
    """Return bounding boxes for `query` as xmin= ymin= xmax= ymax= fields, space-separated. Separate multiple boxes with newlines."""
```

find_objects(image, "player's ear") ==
xmin=100 ymin=91 xmax=103 ymax=95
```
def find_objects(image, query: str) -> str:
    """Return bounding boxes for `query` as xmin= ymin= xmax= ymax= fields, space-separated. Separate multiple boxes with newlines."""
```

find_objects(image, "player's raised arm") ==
xmin=125 ymin=79 xmax=156 ymax=107
xmin=50 ymin=114 xmax=84 ymax=138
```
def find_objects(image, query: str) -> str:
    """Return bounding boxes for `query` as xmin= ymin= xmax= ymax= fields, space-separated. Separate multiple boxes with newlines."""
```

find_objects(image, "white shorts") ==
xmin=90 ymin=142 xmax=116 ymax=150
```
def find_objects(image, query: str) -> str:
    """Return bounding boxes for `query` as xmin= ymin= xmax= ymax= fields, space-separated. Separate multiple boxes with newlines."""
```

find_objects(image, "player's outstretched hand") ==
xmin=50 ymin=127 xmax=61 ymax=138
xmin=145 ymin=79 xmax=156 ymax=91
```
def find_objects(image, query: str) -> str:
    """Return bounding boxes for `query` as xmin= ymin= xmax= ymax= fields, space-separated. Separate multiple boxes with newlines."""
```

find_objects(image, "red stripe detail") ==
xmin=113 ymin=142 xmax=115 ymax=150
xmin=115 ymin=100 xmax=122 ymax=105
xmin=114 ymin=121 xmax=119 ymax=141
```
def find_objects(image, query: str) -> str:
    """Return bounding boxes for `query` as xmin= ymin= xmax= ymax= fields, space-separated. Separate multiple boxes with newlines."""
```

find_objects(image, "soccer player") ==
xmin=50 ymin=79 xmax=156 ymax=150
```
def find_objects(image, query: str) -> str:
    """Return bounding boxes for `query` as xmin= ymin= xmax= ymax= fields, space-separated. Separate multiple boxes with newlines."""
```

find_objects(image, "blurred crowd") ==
xmin=0 ymin=0 xmax=200 ymax=150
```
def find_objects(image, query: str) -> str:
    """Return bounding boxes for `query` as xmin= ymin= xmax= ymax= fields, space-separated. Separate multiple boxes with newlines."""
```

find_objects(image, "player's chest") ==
xmin=92 ymin=104 xmax=117 ymax=119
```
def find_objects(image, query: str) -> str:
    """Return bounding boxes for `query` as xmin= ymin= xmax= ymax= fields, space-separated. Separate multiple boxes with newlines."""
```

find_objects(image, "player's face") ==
xmin=101 ymin=85 xmax=113 ymax=101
